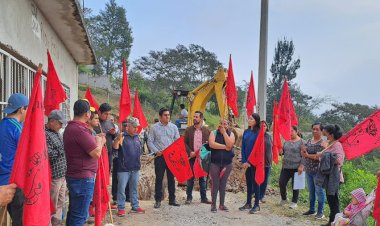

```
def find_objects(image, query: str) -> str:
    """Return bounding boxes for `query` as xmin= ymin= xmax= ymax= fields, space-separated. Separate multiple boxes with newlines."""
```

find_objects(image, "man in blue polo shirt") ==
xmin=0 ymin=93 xmax=29 ymax=226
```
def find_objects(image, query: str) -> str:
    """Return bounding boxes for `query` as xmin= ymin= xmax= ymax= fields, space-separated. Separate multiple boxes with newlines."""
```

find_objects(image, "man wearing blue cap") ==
xmin=0 ymin=93 xmax=29 ymax=226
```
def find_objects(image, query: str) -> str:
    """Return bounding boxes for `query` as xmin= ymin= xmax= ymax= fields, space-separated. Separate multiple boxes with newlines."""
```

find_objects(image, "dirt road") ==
xmin=92 ymin=188 xmax=326 ymax=226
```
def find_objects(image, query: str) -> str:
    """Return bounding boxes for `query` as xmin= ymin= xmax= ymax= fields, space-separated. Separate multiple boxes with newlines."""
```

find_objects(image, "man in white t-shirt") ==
xmin=175 ymin=104 xmax=188 ymax=128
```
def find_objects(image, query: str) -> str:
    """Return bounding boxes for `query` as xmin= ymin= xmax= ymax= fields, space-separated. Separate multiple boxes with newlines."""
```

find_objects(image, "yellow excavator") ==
xmin=170 ymin=68 xmax=242 ymax=145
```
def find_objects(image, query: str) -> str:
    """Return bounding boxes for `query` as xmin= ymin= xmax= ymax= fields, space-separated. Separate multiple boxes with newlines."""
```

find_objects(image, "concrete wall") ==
xmin=79 ymin=74 xmax=121 ymax=94
xmin=0 ymin=0 xmax=79 ymax=117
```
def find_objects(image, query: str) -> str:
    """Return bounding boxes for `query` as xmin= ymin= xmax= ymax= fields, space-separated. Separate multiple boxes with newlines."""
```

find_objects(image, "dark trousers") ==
xmin=154 ymin=156 xmax=176 ymax=202
xmin=7 ymin=188 xmax=24 ymax=226
xmin=260 ymin=166 xmax=271 ymax=200
xmin=245 ymin=166 xmax=261 ymax=207
xmin=326 ymin=193 xmax=340 ymax=223
xmin=279 ymin=168 xmax=299 ymax=203
xmin=210 ymin=163 xmax=232 ymax=206
xmin=112 ymin=157 xmax=129 ymax=202
xmin=186 ymin=158 xmax=207 ymax=201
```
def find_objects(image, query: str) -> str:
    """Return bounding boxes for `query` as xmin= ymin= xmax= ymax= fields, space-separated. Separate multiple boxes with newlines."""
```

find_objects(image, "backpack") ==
xmin=200 ymin=130 xmax=217 ymax=172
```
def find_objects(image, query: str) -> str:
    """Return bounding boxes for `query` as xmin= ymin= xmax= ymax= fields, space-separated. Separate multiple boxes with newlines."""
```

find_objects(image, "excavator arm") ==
xmin=187 ymin=68 xmax=228 ymax=127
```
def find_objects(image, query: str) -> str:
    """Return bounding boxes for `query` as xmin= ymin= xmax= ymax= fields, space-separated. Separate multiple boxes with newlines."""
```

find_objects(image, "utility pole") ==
xmin=257 ymin=0 xmax=269 ymax=120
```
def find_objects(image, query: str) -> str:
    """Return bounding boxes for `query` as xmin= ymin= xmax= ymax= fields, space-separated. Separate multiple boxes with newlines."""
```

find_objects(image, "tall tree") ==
xmin=266 ymin=37 xmax=312 ymax=125
xmin=133 ymin=44 xmax=223 ymax=92
xmin=85 ymin=0 xmax=133 ymax=77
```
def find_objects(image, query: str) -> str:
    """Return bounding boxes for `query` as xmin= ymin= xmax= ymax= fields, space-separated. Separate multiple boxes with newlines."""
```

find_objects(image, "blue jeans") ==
xmin=186 ymin=158 xmax=207 ymax=200
xmin=117 ymin=171 xmax=140 ymax=210
xmin=66 ymin=177 xmax=95 ymax=226
xmin=260 ymin=167 xmax=271 ymax=200
xmin=306 ymin=172 xmax=325 ymax=214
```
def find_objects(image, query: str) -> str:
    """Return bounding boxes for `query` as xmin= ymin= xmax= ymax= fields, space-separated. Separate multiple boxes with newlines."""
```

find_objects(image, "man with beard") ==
xmin=184 ymin=111 xmax=211 ymax=204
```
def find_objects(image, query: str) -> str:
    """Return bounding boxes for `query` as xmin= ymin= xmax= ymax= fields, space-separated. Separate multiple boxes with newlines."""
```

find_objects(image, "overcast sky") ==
xmin=86 ymin=0 xmax=380 ymax=112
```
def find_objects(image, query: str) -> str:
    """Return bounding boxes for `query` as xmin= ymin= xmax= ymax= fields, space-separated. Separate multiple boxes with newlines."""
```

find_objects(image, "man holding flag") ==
xmin=0 ymin=93 xmax=29 ymax=225
xmin=148 ymin=108 xmax=180 ymax=208
xmin=184 ymin=111 xmax=211 ymax=205
xmin=63 ymin=99 xmax=106 ymax=225
xmin=45 ymin=110 xmax=67 ymax=226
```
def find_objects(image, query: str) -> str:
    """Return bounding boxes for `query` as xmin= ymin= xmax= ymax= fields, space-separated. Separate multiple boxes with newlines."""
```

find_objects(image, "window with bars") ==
xmin=0 ymin=49 xmax=71 ymax=121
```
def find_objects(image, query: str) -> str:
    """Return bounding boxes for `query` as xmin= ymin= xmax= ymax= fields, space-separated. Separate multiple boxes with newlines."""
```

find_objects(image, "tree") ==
xmin=318 ymin=102 xmax=378 ymax=132
xmin=85 ymin=0 xmax=133 ymax=77
xmin=133 ymin=44 xmax=223 ymax=92
xmin=266 ymin=37 xmax=314 ymax=128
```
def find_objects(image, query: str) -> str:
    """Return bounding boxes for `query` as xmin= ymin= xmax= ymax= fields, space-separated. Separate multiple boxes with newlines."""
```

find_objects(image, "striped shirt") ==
xmin=147 ymin=121 xmax=180 ymax=153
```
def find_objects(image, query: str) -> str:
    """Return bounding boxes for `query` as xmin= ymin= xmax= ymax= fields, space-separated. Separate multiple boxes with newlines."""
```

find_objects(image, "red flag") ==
xmin=193 ymin=150 xmax=207 ymax=178
xmin=246 ymin=71 xmax=256 ymax=117
xmin=339 ymin=109 xmax=380 ymax=160
xmin=132 ymin=88 xmax=148 ymax=134
xmin=85 ymin=86 xmax=100 ymax=111
xmin=272 ymin=101 xmax=282 ymax=164
xmin=119 ymin=59 xmax=132 ymax=123
xmin=93 ymin=154 xmax=110 ymax=226
xmin=162 ymin=137 xmax=193 ymax=183
xmin=374 ymin=179 xmax=380 ymax=222
xmin=9 ymin=67 xmax=53 ymax=226
xmin=226 ymin=55 xmax=239 ymax=117
xmin=248 ymin=122 xmax=265 ymax=185
xmin=44 ymin=51 xmax=67 ymax=116
xmin=277 ymin=79 xmax=298 ymax=141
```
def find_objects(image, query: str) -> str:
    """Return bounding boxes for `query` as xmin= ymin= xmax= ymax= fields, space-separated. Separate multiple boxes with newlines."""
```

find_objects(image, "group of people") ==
xmin=0 ymin=92 xmax=379 ymax=226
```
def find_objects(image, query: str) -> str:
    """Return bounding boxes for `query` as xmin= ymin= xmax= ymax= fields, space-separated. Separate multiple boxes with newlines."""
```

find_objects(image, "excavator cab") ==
xmin=169 ymin=90 xmax=189 ymax=134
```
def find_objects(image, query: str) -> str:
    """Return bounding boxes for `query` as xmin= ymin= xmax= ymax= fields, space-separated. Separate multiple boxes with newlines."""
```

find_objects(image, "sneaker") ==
xmin=219 ymin=205 xmax=229 ymax=212
xmin=303 ymin=210 xmax=316 ymax=216
xmin=117 ymin=209 xmax=126 ymax=217
xmin=185 ymin=199 xmax=192 ymax=205
xmin=201 ymin=199 xmax=212 ymax=204
xmin=289 ymin=202 xmax=298 ymax=209
xmin=278 ymin=199 xmax=288 ymax=206
xmin=211 ymin=205 xmax=217 ymax=213
xmin=315 ymin=213 xmax=325 ymax=220
xmin=111 ymin=204 xmax=117 ymax=210
xmin=154 ymin=201 xmax=161 ymax=209
xmin=260 ymin=197 xmax=266 ymax=203
xmin=131 ymin=207 xmax=145 ymax=214
xmin=238 ymin=203 xmax=252 ymax=211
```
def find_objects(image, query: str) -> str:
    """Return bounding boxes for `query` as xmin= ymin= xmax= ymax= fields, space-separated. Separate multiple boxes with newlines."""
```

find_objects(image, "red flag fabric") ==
xmin=93 ymin=154 xmax=110 ymax=226
xmin=132 ymin=88 xmax=148 ymax=134
xmin=9 ymin=67 xmax=53 ymax=226
xmin=85 ymin=86 xmax=100 ymax=111
xmin=193 ymin=150 xmax=207 ymax=178
xmin=162 ymin=137 xmax=193 ymax=183
xmin=277 ymin=79 xmax=298 ymax=141
xmin=226 ymin=55 xmax=239 ymax=117
xmin=119 ymin=59 xmax=132 ymax=123
xmin=339 ymin=109 xmax=380 ymax=160
xmin=272 ymin=101 xmax=282 ymax=164
xmin=374 ymin=179 xmax=380 ymax=222
xmin=246 ymin=71 xmax=256 ymax=117
xmin=248 ymin=122 xmax=265 ymax=185
xmin=44 ymin=51 xmax=67 ymax=116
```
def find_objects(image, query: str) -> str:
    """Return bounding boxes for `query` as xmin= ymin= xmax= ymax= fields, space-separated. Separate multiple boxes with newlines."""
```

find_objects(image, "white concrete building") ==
xmin=0 ymin=0 xmax=96 ymax=119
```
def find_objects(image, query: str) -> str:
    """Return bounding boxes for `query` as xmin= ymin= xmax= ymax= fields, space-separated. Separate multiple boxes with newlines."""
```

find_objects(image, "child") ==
xmin=332 ymin=188 xmax=367 ymax=226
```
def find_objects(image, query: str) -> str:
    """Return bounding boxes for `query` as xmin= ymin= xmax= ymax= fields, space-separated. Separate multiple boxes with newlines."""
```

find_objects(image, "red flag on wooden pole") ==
xmin=162 ymin=137 xmax=193 ymax=183
xmin=94 ymin=153 xmax=110 ymax=226
xmin=277 ymin=79 xmax=298 ymax=141
xmin=119 ymin=59 xmax=131 ymax=123
xmin=248 ymin=122 xmax=265 ymax=185
xmin=226 ymin=55 xmax=239 ymax=117
xmin=272 ymin=101 xmax=282 ymax=164
xmin=10 ymin=66 xmax=53 ymax=226
xmin=44 ymin=51 xmax=67 ymax=116
xmin=132 ymin=88 xmax=148 ymax=134
xmin=246 ymin=71 xmax=256 ymax=117
xmin=85 ymin=86 xmax=100 ymax=111
xmin=339 ymin=109 xmax=380 ymax=160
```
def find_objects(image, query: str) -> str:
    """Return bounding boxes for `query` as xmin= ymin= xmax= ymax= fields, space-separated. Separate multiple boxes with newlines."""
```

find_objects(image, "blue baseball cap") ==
xmin=3 ymin=93 xmax=29 ymax=114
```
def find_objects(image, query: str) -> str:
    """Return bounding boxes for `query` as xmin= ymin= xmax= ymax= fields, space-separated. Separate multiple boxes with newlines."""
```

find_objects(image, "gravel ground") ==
xmin=87 ymin=187 xmax=327 ymax=226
